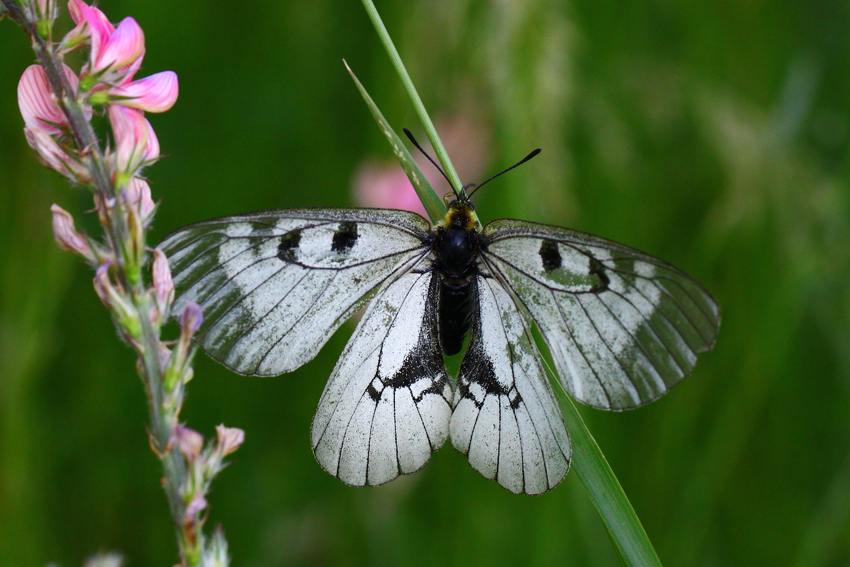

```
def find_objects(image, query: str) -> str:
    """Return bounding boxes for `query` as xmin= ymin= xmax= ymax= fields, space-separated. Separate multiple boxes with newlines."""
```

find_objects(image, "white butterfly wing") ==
xmin=483 ymin=219 xmax=720 ymax=410
xmin=450 ymin=275 xmax=571 ymax=495
xmin=160 ymin=208 xmax=431 ymax=376
xmin=311 ymin=268 xmax=453 ymax=487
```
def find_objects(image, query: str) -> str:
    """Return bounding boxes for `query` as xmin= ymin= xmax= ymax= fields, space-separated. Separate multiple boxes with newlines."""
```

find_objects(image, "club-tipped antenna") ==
xmin=403 ymin=128 xmax=455 ymax=192
xmin=467 ymin=148 xmax=541 ymax=199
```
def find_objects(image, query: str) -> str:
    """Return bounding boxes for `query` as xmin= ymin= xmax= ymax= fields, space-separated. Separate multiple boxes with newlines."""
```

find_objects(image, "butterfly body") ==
xmin=431 ymin=200 xmax=481 ymax=356
xmin=161 ymin=195 xmax=719 ymax=494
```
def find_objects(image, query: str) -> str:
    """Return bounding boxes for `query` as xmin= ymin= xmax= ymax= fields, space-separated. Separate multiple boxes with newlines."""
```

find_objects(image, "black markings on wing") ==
xmin=450 ymin=276 xmax=570 ymax=495
xmin=331 ymin=221 xmax=359 ymax=253
xmin=539 ymin=240 xmax=562 ymax=271
xmin=277 ymin=230 xmax=301 ymax=262
xmin=482 ymin=219 xmax=720 ymax=410
xmin=158 ymin=208 xmax=432 ymax=377
xmin=311 ymin=269 xmax=453 ymax=488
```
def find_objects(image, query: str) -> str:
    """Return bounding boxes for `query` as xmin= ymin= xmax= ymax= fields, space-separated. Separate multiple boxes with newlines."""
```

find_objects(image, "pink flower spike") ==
xmin=94 ymin=17 xmax=145 ymax=75
xmin=215 ymin=425 xmax=245 ymax=457
xmin=50 ymin=204 xmax=94 ymax=261
xmin=111 ymin=71 xmax=179 ymax=113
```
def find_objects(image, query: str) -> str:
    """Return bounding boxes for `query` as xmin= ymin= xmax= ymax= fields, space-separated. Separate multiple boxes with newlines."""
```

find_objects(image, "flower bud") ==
xmin=180 ymin=302 xmax=203 ymax=338
xmin=215 ymin=425 xmax=245 ymax=457
xmin=174 ymin=424 xmax=204 ymax=461
xmin=109 ymin=106 xmax=159 ymax=179
xmin=152 ymin=248 xmax=174 ymax=311
xmin=93 ymin=262 xmax=141 ymax=342
xmin=51 ymin=204 xmax=95 ymax=261
xmin=183 ymin=491 xmax=208 ymax=521
xmin=125 ymin=177 xmax=156 ymax=223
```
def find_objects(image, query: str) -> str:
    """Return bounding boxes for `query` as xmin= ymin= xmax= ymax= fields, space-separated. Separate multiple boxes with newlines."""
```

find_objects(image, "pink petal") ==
xmin=94 ymin=17 xmax=144 ymax=74
xmin=215 ymin=425 xmax=245 ymax=457
xmin=17 ymin=65 xmax=79 ymax=134
xmin=126 ymin=177 xmax=155 ymax=220
xmin=109 ymin=106 xmax=157 ymax=173
xmin=111 ymin=71 xmax=178 ymax=113
xmin=18 ymin=66 xmax=64 ymax=133
xmin=67 ymin=0 xmax=114 ymax=58
xmin=50 ymin=204 xmax=93 ymax=259
xmin=24 ymin=127 xmax=72 ymax=175
xmin=115 ymin=50 xmax=146 ymax=86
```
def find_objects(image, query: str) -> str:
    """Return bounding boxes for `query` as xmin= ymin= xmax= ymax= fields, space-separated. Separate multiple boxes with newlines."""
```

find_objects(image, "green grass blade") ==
xmin=359 ymin=0 xmax=464 ymax=197
xmin=555 ymin=386 xmax=663 ymax=567
xmin=344 ymin=61 xmax=446 ymax=223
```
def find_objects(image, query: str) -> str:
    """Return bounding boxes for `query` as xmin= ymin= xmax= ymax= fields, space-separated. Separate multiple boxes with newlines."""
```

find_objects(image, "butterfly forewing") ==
xmin=160 ymin=208 xmax=431 ymax=376
xmin=483 ymin=219 xmax=720 ymax=410
xmin=450 ymin=275 xmax=571 ymax=495
xmin=311 ymin=268 xmax=453 ymax=487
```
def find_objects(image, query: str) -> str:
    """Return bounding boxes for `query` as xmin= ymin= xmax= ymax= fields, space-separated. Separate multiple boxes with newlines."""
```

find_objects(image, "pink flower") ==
xmin=17 ymin=64 xmax=80 ymax=134
xmin=109 ymin=106 xmax=159 ymax=176
xmin=215 ymin=425 xmax=245 ymax=457
xmin=174 ymin=424 xmax=204 ymax=461
xmin=63 ymin=0 xmax=113 ymax=55
xmin=110 ymin=71 xmax=178 ymax=113
xmin=50 ymin=204 xmax=94 ymax=261
xmin=92 ymin=17 xmax=145 ymax=76
xmin=23 ymin=127 xmax=89 ymax=181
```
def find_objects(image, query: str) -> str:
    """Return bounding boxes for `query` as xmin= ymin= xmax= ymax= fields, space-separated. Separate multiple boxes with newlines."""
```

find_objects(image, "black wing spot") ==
xmin=509 ymin=390 xmax=523 ymax=410
xmin=277 ymin=229 xmax=302 ymax=262
xmin=332 ymin=221 xmax=359 ymax=253
xmin=367 ymin=381 xmax=383 ymax=402
xmin=589 ymin=257 xmax=610 ymax=293
xmin=539 ymin=240 xmax=562 ymax=272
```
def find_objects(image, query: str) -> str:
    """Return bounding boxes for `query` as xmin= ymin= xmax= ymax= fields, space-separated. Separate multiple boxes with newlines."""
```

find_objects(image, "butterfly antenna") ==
xmin=467 ymin=148 xmax=541 ymax=199
xmin=403 ymin=128 xmax=455 ymax=191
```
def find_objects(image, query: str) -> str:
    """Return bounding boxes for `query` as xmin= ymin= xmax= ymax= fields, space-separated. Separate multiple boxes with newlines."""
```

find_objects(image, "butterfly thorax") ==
xmin=432 ymin=200 xmax=481 ymax=356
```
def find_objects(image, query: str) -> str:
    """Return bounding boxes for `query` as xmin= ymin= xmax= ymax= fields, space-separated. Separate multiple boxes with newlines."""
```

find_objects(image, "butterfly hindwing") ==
xmin=482 ymin=219 xmax=720 ymax=410
xmin=311 ymin=268 xmax=453 ymax=487
xmin=160 ymin=208 xmax=430 ymax=376
xmin=450 ymin=275 xmax=571 ymax=495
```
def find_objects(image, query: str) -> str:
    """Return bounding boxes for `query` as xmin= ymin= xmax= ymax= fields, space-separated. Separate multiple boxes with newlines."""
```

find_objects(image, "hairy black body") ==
xmin=430 ymin=201 xmax=481 ymax=356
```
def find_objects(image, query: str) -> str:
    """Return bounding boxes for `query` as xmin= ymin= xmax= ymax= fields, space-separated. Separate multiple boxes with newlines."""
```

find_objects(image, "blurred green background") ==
xmin=1 ymin=0 xmax=849 ymax=565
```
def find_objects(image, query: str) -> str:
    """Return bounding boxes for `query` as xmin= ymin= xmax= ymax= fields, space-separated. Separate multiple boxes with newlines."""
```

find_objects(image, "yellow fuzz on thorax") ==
xmin=440 ymin=201 xmax=477 ymax=230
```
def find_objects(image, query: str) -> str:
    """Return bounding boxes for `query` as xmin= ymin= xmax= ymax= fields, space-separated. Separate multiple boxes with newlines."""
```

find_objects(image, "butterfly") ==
xmin=159 ymin=142 xmax=719 ymax=495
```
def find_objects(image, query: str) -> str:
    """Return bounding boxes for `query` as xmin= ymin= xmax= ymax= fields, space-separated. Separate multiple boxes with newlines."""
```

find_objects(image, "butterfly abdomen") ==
xmin=433 ymin=201 xmax=480 ymax=356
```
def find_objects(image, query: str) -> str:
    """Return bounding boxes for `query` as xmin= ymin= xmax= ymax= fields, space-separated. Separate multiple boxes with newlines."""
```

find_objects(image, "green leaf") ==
xmin=344 ymin=61 xmax=446 ymax=224
xmin=555 ymin=386 xmax=663 ymax=567
xmin=359 ymin=0 xmax=464 ymax=198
